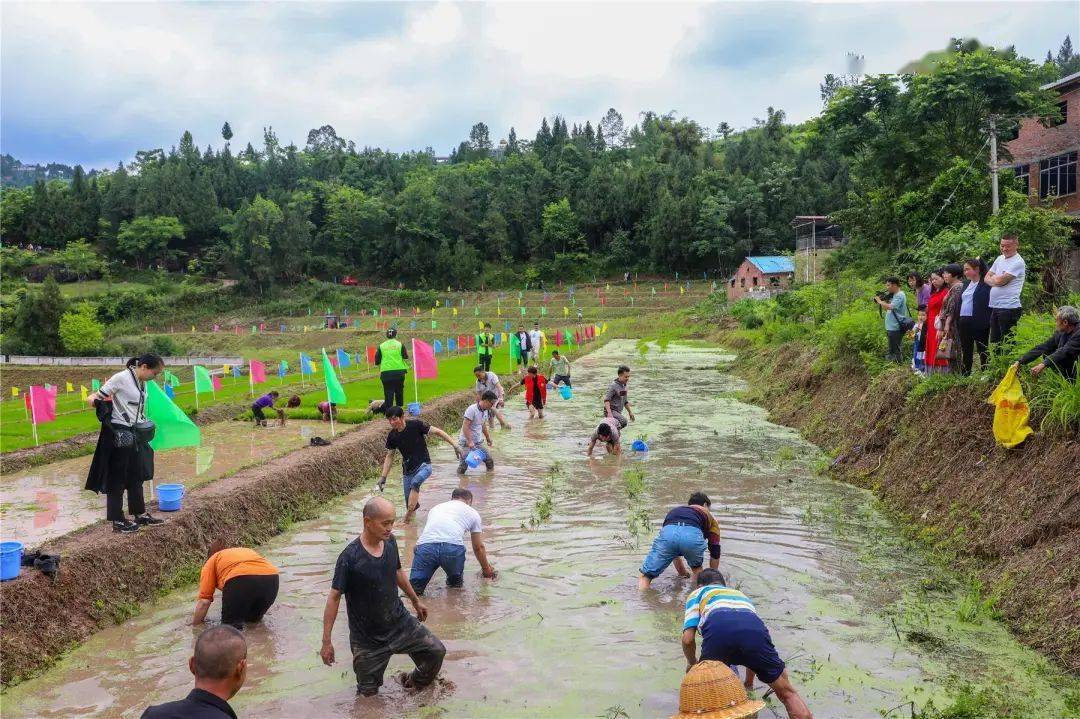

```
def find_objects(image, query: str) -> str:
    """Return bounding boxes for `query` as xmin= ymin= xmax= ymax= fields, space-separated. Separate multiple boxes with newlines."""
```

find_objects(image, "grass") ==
xmin=955 ymin=577 xmax=999 ymax=624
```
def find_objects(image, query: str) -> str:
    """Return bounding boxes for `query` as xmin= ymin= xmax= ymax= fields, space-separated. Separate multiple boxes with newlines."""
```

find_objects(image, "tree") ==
xmin=1055 ymin=35 xmax=1080 ymax=77
xmin=506 ymin=127 xmax=520 ymax=155
xmin=540 ymin=198 xmax=584 ymax=256
xmin=10 ymin=275 xmax=65 ymax=355
xmin=469 ymin=122 xmax=492 ymax=154
xmin=221 ymin=122 xmax=233 ymax=141
xmin=59 ymin=303 xmax=105 ymax=355
xmin=116 ymin=216 xmax=184 ymax=268
xmin=715 ymin=122 xmax=733 ymax=140
xmin=222 ymin=195 xmax=283 ymax=293
xmin=50 ymin=239 xmax=104 ymax=280
xmin=599 ymin=108 xmax=625 ymax=148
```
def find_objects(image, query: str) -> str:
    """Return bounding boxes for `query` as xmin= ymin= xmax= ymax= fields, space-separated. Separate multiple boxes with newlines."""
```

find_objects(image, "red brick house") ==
xmin=727 ymin=256 xmax=795 ymax=301
xmin=1006 ymin=71 xmax=1080 ymax=216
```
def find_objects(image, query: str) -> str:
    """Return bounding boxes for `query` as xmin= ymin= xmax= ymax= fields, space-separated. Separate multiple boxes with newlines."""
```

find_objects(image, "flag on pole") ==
xmin=433 ymin=340 xmax=443 ymax=353
xmin=147 ymin=380 xmax=200 ymax=451
xmin=365 ymin=346 xmax=377 ymax=365
xmin=278 ymin=360 xmax=289 ymax=378
xmin=300 ymin=353 xmax=314 ymax=375
xmin=412 ymin=339 xmax=437 ymax=379
xmin=321 ymin=349 xmax=347 ymax=405
xmin=212 ymin=375 xmax=223 ymax=391
xmin=232 ymin=365 xmax=242 ymax=378
xmin=336 ymin=349 xmax=351 ymax=368
xmin=29 ymin=385 xmax=57 ymax=423
xmin=194 ymin=366 xmax=214 ymax=394
xmin=249 ymin=360 xmax=267 ymax=384
xmin=196 ymin=446 xmax=215 ymax=475
xmin=66 ymin=381 xmax=74 ymax=393
xmin=80 ymin=385 xmax=88 ymax=401
xmin=162 ymin=370 xmax=181 ymax=387
xmin=10 ymin=387 xmax=18 ymax=397
xmin=164 ymin=383 xmax=175 ymax=399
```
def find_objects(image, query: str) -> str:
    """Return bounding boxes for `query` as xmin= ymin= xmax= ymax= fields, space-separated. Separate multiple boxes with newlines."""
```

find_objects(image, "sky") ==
xmin=1 ymin=1 xmax=1077 ymax=170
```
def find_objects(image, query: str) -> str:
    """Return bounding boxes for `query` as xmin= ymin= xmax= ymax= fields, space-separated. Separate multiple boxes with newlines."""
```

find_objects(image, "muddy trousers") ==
xmin=380 ymin=370 xmax=406 ymax=412
xmin=350 ymin=618 xmax=446 ymax=696
xmin=221 ymin=574 xmax=279 ymax=627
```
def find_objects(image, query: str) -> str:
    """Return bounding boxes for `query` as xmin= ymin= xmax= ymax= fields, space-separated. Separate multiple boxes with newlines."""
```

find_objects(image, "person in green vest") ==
xmin=375 ymin=328 xmax=409 ymax=414
xmin=477 ymin=322 xmax=495 ymax=372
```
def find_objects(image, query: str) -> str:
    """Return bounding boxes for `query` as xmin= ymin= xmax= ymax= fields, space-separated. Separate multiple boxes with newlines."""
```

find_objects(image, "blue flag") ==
xmin=336 ymin=349 xmax=351 ymax=367
xmin=278 ymin=361 xmax=287 ymax=378
xmin=164 ymin=383 xmax=175 ymax=399
xmin=434 ymin=340 xmax=443 ymax=353
xmin=448 ymin=338 xmax=456 ymax=351
xmin=231 ymin=365 xmax=241 ymax=378
xmin=409 ymin=320 xmax=417 ymax=330
xmin=300 ymin=353 xmax=314 ymax=375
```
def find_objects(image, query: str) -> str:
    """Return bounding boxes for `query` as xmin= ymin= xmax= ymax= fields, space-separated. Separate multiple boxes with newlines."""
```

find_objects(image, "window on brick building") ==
xmin=1013 ymin=164 xmax=1030 ymax=196
xmin=1039 ymin=152 xmax=1077 ymax=198
xmin=752 ymin=276 xmax=759 ymax=286
xmin=740 ymin=278 xmax=745 ymax=288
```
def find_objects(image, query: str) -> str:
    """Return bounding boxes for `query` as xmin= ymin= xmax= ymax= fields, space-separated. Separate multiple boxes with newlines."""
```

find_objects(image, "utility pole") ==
xmin=989 ymin=115 xmax=999 ymax=214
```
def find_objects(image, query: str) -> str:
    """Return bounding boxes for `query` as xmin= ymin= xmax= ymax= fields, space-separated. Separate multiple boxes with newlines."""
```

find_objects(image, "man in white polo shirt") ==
xmin=409 ymin=488 xmax=497 ymax=594
xmin=984 ymin=234 xmax=1026 ymax=345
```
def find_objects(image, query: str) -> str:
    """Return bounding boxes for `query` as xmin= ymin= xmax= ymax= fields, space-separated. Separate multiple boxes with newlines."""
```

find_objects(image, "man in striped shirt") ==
xmin=681 ymin=570 xmax=813 ymax=719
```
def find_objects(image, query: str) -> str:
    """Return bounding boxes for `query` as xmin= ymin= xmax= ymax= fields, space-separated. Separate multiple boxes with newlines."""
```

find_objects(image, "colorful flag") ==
xmin=433 ymin=340 xmax=443 ymax=353
xmin=29 ymin=385 xmax=58 ymax=423
xmin=366 ymin=346 xmax=377 ymax=365
xmin=194 ymin=366 xmax=214 ymax=394
xmin=321 ymin=349 xmax=347 ymax=405
xmin=147 ymin=380 xmax=200 ymax=451
xmin=10 ymin=387 xmax=18 ymax=397
xmin=279 ymin=360 xmax=289 ymax=377
xmin=164 ymin=383 xmax=175 ymax=399
xmin=249 ymin=360 xmax=267 ymax=384
xmin=300 ymin=354 xmax=314 ymax=375
xmin=336 ymin=349 xmax=351 ymax=367
xmin=196 ymin=446 xmax=215 ymax=475
xmin=66 ymin=381 xmax=74 ymax=393
xmin=232 ymin=365 xmax=242 ymax=378
xmin=80 ymin=385 xmax=88 ymax=401
xmin=212 ymin=375 xmax=223 ymax=391
xmin=448 ymin=337 xmax=457 ymax=351
xmin=555 ymin=330 xmax=563 ymax=346
xmin=412 ymin=339 xmax=437 ymax=379
xmin=162 ymin=370 xmax=181 ymax=387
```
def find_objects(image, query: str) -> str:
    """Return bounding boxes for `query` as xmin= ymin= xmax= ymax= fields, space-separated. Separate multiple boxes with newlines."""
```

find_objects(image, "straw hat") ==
xmin=670 ymin=661 xmax=766 ymax=719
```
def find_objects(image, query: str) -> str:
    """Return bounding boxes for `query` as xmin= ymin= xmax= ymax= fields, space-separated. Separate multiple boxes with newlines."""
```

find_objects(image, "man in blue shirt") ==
xmin=874 ymin=277 xmax=909 ymax=363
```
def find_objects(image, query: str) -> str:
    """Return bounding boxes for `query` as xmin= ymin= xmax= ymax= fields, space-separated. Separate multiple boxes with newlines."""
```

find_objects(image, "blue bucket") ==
xmin=156 ymin=483 xmax=185 ymax=512
xmin=407 ymin=402 xmax=422 ymax=416
xmin=0 ymin=541 xmax=24 ymax=581
xmin=546 ymin=382 xmax=554 ymax=390
xmin=631 ymin=439 xmax=649 ymax=453
xmin=465 ymin=448 xmax=487 ymax=469
xmin=559 ymin=385 xmax=573 ymax=400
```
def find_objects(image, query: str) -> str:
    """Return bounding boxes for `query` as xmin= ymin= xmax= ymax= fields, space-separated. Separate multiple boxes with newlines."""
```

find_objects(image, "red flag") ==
xmin=211 ymin=375 xmax=223 ymax=391
xmin=366 ymin=345 xmax=377 ymax=364
xmin=29 ymin=385 xmax=57 ymax=423
xmin=575 ymin=331 xmax=582 ymax=345
xmin=24 ymin=393 xmax=31 ymax=409
xmin=249 ymin=360 xmax=267 ymax=384
xmin=412 ymin=339 xmax=437 ymax=379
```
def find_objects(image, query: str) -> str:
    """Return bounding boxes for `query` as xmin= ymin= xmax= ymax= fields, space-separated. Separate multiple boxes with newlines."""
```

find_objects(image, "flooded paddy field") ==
xmin=3 ymin=341 xmax=1074 ymax=718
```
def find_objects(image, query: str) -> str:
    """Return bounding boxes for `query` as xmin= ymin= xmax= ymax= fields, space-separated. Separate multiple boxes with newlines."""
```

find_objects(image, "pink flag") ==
xmin=29 ymin=385 xmax=57 ymax=423
xmin=329 ymin=356 xmax=338 ymax=368
xmin=259 ymin=323 xmax=266 ymax=331
xmin=211 ymin=375 xmax=223 ymax=391
xmin=249 ymin=360 xmax=267 ymax=384
xmin=366 ymin=346 xmax=377 ymax=365
xmin=213 ymin=324 xmax=220 ymax=332
xmin=555 ymin=330 xmax=563 ymax=346
xmin=412 ymin=339 xmax=437 ymax=379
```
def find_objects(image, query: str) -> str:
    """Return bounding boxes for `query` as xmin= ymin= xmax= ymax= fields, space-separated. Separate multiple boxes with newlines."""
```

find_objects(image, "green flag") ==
xmin=91 ymin=378 xmax=101 ymax=391
xmin=162 ymin=370 xmax=181 ymax=387
xmin=147 ymin=381 xmax=201 ymax=451
xmin=321 ymin=349 xmax=347 ymax=405
xmin=510 ymin=337 xmax=521 ymax=361
xmin=193 ymin=365 xmax=214 ymax=394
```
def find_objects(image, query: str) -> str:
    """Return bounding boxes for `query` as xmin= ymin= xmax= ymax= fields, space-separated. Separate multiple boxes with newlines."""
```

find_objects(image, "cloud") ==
xmin=1 ymin=1 xmax=1076 ymax=168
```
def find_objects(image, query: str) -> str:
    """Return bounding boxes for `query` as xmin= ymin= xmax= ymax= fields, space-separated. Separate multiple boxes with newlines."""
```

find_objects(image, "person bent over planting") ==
xmin=321 ymin=497 xmax=446 ymax=697
xmin=317 ymin=401 xmax=337 ymax=422
xmin=251 ymin=390 xmax=284 ymax=427
xmin=587 ymin=417 xmax=621 ymax=456
xmin=409 ymin=488 xmax=497 ymax=595
xmin=682 ymin=569 xmax=813 ymax=719
xmin=457 ymin=391 xmax=497 ymax=475
xmin=378 ymin=406 xmax=462 ymax=523
xmin=639 ymin=492 xmax=721 ymax=590
xmin=191 ymin=539 xmax=279 ymax=628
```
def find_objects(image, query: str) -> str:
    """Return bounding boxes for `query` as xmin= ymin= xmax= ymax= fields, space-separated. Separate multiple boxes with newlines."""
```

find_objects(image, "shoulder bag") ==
xmin=112 ymin=369 xmax=156 ymax=449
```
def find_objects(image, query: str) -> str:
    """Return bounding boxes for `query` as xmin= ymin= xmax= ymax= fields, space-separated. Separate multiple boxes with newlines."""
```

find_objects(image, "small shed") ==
xmin=727 ymin=256 xmax=795 ymax=301
xmin=324 ymin=313 xmax=340 ymax=329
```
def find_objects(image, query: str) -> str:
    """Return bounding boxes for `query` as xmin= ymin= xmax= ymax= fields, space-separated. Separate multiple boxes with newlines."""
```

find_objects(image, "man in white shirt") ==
xmin=528 ymin=322 xmax=543 ymax=364
xmin=457 ymin=391 xmax=496 ymax=474
xmin=409 ymin=489 xmax=497 ymax=594
xmin=984 ymin=235 xmax=1026 ymax=345
xmin=472 ymin=366 xmax=510 ymax=430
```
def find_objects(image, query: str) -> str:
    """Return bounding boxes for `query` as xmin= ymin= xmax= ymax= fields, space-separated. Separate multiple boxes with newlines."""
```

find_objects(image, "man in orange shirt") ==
xmin=192 ymin=540 xmax=280 ymax=628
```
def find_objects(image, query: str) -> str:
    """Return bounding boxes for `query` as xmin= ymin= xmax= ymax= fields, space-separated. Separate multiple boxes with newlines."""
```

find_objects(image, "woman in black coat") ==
xmin=958 ymin=258 xmax=992 ymax=375
xmin=86 ymin=353 xmax=166 ymax=533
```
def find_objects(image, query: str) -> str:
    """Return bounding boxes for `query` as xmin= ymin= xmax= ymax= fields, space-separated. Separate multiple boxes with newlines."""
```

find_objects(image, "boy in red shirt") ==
xmin=523 ymin=365 xmax=548 ymax=419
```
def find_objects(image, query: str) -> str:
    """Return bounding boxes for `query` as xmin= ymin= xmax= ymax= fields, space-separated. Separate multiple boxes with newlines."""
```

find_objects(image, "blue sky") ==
xmin=2 ymin=1 xmax=1076 ymax=170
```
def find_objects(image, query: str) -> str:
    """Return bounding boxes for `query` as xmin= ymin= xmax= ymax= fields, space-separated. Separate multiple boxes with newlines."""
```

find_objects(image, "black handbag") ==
xmin=891 ymin=309 xmax=915 ymax=333
xmin=112 ymin=369 xmax=156 ymax=449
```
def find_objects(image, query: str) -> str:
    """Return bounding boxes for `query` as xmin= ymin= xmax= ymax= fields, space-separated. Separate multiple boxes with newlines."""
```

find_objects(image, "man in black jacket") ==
xmin=1015 ymin=306 xmax=1080 ymax=380
xmin=141 ymin=626 xmax=246 ymax=718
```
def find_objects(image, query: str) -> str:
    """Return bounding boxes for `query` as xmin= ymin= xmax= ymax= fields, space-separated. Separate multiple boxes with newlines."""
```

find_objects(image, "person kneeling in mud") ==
xmin=638 ymin=492 xmax=721 ymax=590
xmin=587 ymin=417 xmax=622 ymax=456
xmin=682 ymin=569 xmax=813 ymax=719
xmin=377 ymin=406 xmax=461 ymax=523
xmin=410 ymin=488 xmax=497 ymax=595
xmin=457 ymin=391 xmax=497 ymax=475
xmin=251 ymin=391 xmax=284 ymax=427
xmin=317 ymin=400 xmax=338 ymax=422
xmin=192 ymin=540 xmax=280 ymax=628
xmin=321 ymin=497 xmax=445 ymax=697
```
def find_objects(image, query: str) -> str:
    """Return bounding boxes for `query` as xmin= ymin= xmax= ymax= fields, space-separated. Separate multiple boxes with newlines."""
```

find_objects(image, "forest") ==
xmin=1 ymin=38 xmax=1078 ymax=349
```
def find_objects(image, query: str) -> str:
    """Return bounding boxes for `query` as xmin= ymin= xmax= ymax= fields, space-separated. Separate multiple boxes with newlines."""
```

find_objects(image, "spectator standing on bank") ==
xmin=924 ymin=271 xmax=950 ymax=374
xmin=873 ymin=277 xmax=910 ymax=363
xmin=958 ymin=258 xmax=991 ymax=375
xmin=939 ymin=264 xmax=965 ymax=373
xmin=985 ymin=235 xmax=1026 ymax=345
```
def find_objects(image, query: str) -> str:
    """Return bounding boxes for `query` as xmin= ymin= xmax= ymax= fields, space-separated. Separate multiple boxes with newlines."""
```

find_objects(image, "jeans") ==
xmin=221 ymin=574 xmax=279 ymax=627
xmin=409 ymin=542 xmax=467 ymax=594
xmin=380 ymin=370 xmax=406 ymax=412
xmin=350 ymin=616 xmax=445 ymax=695
xmin=958 ymin=317 xmax=989 ymax=375
xmin=886 ymin=329 xmax=905 ymax=362
xmin=403 ymin=463 xmax=432 ymax=504
xmin=640 ymin=524 xmax=707 ymax=579
xmin=989 ymin=308 xmax=1022 ymax=345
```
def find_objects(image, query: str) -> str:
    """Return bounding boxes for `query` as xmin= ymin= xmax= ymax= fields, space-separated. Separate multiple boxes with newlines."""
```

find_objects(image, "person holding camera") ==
xmin=85 ymin=353 xmax=167 ymax=534
xmin=874 ymin=277 xmax=911 ymax=363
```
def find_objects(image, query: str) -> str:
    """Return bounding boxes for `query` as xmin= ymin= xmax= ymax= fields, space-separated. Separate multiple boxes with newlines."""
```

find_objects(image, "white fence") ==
xmin=1 ymin=356 xmax=244 ymax=367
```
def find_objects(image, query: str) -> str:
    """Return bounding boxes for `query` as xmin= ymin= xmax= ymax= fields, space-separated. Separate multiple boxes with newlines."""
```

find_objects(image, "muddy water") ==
xmin=0 ymin=420 xmax=331 ymax=547
xmin=4 ymin=340 xmax=1073 ymax=718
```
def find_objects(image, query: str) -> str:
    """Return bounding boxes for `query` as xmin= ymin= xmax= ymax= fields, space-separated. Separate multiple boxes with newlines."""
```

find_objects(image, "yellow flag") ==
xmin=987 ymin=365 xmax=1034 ymax=448
xmin=563 ymin=307 xmax=568 ymax=317
xmin=11 ymin=387 xmax=18 ymax=397
xmin=304 ymin=326 xmax=309 ymax=333
xmin=431 ymin=308 xmax=435 ymax=317
xmin=436 ymin=299 xmax=441 ymax=307
xmin=80 ymin=385 xmax=88 ymax=401
xmin=497 ymin=308 xmax=502 ymax=316
xmin=66 ymin=381 xmax=74 ymax=392
xmin=478 ymin=321 xmax=484 ymax=329
xmin=680 ymin=285 xmax=685 ymax=295
xmin=191 ymin=325 xmax=196 ymax=333
xmin=452 ymin=307 xmax=458 ymax=316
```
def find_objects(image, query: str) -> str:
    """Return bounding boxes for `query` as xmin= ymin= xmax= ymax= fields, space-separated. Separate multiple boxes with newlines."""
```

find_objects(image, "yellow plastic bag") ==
xmin=986 ymin=365 xmax=1034 ymax=448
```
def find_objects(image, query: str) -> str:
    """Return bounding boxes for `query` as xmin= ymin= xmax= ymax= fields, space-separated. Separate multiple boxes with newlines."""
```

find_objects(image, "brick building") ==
xmin=1006 ymin=71 xmax=1080 ymax=216
xmin=727 ymin=256 xmax=795 ymax=301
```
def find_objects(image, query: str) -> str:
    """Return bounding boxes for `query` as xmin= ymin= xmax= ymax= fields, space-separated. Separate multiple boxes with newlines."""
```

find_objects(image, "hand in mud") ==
xmin=320 ymin=641 xmax=335 ymax=666
xmin=485 ymin=439 xmax=493 ymax=448
xmin=412 ymin=599 xmax=429 ymax=622
xmin=376 ymin=479 xmax=386 ymax=493
xmin=482 ymin=567 xmax=498 ymax=580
